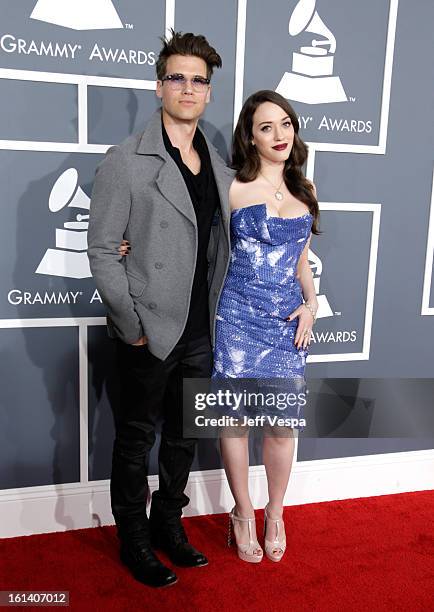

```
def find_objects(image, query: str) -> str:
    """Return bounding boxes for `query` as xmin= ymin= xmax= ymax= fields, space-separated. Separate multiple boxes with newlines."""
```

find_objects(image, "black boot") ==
xmin=150 ymin=516 xmax=208 ymax=568
xmin=120 ymin=540 xmax=178 ymax=588
xmin=116 ymin=519 xmax=178 ymax=589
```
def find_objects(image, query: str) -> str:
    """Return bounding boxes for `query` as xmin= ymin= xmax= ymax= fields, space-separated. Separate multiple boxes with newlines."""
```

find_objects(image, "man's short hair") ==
xmin=156 ymin=29 xmax=222 ymax=80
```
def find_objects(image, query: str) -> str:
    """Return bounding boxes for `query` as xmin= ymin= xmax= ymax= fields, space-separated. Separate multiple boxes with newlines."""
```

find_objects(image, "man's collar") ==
xmin=162 ymin=115 xmax=206 ymax=158
xmin=136 ymin=108 xmax=208 ymax=158
xmin=136 ymin=108 xmax=167 ymax=157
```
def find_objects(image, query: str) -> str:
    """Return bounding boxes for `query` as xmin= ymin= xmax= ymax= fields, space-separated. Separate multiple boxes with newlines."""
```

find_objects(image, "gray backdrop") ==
xmin=0 ymin=0 xmax=433 ymax=489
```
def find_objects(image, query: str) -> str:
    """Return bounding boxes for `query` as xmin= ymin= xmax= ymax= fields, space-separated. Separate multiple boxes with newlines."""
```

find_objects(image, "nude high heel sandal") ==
xmin=263 ymin=505 xmax=286 ymax=562
xmin=227 ymin=507 xmax=263 ymax=563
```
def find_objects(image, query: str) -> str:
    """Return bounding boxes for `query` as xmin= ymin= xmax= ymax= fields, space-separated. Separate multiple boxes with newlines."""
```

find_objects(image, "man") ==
xmin=88 ymin=31 xmax=232 ymax=588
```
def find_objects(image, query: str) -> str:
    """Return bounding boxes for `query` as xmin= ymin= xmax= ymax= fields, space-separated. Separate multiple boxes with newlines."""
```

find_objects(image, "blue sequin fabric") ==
xmin=212 ymin=204 xmax=313 ymax=380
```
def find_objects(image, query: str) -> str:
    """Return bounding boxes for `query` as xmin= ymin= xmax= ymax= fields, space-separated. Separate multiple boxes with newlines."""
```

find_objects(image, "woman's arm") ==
xmin=298 ymin=178 xmax=318 ymax=311
xmin=287 ymin=235 xmax=319 ymax=349
xmin=287 ymin=179 xmax=319 ymax=348
xmin=297 ymin=234 xmax=318 ymax=312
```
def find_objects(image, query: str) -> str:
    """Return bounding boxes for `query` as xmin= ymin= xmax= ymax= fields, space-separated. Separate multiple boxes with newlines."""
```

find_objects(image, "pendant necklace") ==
xmin=260 ymin=171 xmax=285 ymax=201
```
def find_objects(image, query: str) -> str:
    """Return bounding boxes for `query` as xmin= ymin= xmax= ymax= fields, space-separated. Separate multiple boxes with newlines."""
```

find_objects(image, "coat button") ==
xmin=160 ymin=220 xmax=169 ymax=228
xmin=148 ymin=302 xmax=157 ymax=310
xmin=154 ymin=262 xmax=163 ymax=269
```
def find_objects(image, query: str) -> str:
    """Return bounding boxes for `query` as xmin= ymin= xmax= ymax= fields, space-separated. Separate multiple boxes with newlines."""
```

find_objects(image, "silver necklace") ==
xmin=260 ymin=171 xmax=285 ymax=201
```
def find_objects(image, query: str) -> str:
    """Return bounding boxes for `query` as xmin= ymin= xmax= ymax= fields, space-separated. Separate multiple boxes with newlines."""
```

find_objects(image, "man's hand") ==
xmin=131 ymin=335 xmax=148 ymax=346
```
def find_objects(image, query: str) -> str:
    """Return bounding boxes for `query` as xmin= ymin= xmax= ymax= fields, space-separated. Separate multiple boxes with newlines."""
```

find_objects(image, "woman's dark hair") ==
xmin=232 ymin=90 xmax=320 ymax=234
xmin=156 ymin=29 xmax=222 ymax=80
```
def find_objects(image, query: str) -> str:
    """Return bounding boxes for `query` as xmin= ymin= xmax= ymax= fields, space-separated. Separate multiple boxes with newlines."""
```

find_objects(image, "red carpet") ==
xmin=1 ymin=490 xmax=433 ymax=611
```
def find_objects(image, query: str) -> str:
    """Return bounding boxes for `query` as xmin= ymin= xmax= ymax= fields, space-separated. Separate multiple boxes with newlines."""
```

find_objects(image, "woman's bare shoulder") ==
xmin=229 ymin=176 xmax=246 ymax=193
xmin=229 ymin=177 xmax=259 ymax=208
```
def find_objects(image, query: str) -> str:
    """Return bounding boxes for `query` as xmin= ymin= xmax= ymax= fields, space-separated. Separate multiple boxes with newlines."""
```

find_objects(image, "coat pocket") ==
xmin=126 ymin=270 xmax=147 ymax=298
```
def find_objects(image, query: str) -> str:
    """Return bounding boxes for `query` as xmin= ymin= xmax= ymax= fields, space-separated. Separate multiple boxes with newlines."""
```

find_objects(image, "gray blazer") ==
xmin=87 ymin=109 xmax=233 ymax=360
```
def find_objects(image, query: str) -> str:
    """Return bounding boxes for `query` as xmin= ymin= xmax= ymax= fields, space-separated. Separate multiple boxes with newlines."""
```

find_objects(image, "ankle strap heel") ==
xmin=227 ymin=507 xmax=263 ymax=563
xmin=263 ymin=506 xmax=287 ymax=562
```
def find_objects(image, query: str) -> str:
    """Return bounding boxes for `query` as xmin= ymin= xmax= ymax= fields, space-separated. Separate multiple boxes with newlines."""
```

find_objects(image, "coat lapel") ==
xmin=135 ymin=109 xmax=233 ymax=234
xmin=136 ymin=110 xmax=197 ymax=227
xmin=155 ymin=158 xmax=197 ymax=227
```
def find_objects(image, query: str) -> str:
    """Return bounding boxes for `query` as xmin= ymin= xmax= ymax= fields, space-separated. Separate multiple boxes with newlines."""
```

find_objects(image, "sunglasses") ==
xmin=161 ymin=73 xmax=210 ymax=93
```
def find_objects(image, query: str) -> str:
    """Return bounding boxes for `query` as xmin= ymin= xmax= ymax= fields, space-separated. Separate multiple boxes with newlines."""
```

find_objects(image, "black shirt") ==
xmin=162 ymin=120 xmax=220 ymax=342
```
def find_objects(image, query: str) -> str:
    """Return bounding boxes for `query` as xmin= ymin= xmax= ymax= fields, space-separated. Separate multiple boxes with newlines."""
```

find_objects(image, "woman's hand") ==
xmin=118 ymin=240 xmax=130 ymax=256
xmin=286 ymin=304 xmax=315 ymax=350
xmin=131 ymin=335 xmax=148 ymax=346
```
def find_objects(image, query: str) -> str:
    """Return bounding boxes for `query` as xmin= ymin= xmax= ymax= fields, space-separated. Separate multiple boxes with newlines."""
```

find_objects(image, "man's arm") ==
xmin=87 ymin=146 xmax=144 ymax=344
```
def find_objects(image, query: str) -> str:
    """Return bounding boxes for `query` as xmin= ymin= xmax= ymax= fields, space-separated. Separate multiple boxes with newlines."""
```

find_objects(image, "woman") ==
xmin=119 ymin=90 xmax=319 ymax=564
xmin=213 ymin=90 xmax=319 ymax=564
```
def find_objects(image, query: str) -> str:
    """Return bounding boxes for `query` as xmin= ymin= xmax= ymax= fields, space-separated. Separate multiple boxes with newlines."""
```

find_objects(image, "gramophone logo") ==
xmin=308 ymin=248 xmax=334 ymax=318
xmin=276 ymin=0 xmax=347 ymax=105
xmin=30 ymin=0 xmax=123 ymax=31
xmin=36 ymin=169 xmax=91 ymax=279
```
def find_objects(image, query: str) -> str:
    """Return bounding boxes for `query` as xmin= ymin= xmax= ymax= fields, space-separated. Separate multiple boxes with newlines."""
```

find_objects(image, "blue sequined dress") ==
xmin=211 ymin=204 xmax=312 ymax=419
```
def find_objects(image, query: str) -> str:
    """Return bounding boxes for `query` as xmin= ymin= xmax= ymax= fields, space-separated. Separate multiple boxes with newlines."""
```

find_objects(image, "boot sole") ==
xmin=120 ymin=553 xmax=178 ymax=588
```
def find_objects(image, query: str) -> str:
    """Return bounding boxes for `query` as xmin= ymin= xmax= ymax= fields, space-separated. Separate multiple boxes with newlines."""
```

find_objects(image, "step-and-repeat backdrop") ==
xmin=0 ymin=0 xmax=433 ymax=491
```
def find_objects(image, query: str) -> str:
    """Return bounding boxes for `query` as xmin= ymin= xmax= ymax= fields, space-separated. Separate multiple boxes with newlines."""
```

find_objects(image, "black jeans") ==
xmin=110 ymin=333 xmax=212 ymax=540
